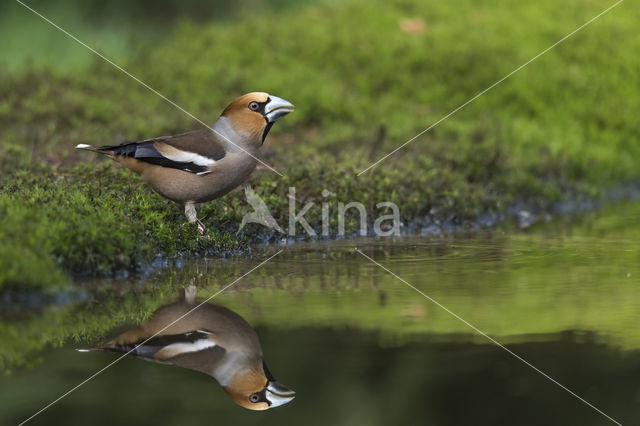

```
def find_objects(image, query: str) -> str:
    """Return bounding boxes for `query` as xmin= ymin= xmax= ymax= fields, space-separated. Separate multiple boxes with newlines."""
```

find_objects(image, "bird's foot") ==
xmin=196 ymin=219 xmax=211 ymax=239
xmin=184 ymin=283 xmax=197 ymax=304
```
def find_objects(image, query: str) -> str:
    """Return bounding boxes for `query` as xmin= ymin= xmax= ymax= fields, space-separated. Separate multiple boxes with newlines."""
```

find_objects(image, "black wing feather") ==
xmin=106 ymin=330 xmax=212 ymax=358
xmin=99 ymin=141 xmax=210 ymax=174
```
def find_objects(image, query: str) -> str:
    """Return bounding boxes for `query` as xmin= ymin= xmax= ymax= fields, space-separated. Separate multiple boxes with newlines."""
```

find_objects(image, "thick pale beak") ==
xmin=265 ymin=96 xmax=295 ymax=122
xmin=265 ymin=381 xmax=296 ymax=408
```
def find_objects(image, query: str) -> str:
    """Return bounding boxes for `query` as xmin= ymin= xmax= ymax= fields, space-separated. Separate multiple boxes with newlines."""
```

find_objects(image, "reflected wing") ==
xmin=104 ymin=330 xmax=224 ymax=361
xmin=102 ymin=329 xmax=227 ymax=377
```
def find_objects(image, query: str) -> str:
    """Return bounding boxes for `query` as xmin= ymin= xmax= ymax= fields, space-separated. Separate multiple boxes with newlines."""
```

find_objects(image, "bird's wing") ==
xmin=102 ymin=329 xmax=227 ymax=376
xmin=103 ymin=329 xmax=223 ymax=359
xmin=153 ymin=129 xmax=227 ymax=161
xmin=99 ymin=129 xmax=226 ymax=175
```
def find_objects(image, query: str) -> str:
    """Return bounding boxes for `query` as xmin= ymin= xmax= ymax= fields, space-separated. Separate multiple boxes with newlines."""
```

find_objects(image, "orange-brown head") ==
xmin=222 ymin=360 xmax=295 ymax=410
xmin=220 ymin=92 xmax=294 ymax=145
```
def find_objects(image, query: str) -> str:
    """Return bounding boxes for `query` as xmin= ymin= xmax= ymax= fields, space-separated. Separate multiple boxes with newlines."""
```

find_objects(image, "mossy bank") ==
xmin=1 ymin=0 xmax=639 ymax=289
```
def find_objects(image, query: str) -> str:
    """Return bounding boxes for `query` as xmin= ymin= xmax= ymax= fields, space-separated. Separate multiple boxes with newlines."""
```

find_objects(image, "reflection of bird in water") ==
xmin=79 ymin=286 xmax=295 ymax=410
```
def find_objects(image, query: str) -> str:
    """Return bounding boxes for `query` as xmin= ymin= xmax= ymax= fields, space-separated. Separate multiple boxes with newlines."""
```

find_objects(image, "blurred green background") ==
xmin=2 ymin=0 xmax=637 ymax=178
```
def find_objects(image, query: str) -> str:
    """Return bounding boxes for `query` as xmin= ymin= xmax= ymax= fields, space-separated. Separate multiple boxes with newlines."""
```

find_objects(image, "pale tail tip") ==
xmin=76 ymin=348 xmax=93 ymax=352
xmin=75 ymin=144 xmax=92 ymax=149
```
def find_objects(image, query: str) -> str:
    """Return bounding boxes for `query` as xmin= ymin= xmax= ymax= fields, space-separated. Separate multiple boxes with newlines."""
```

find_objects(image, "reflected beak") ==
xmin=265 ymin=96 xmax=295 ymax=123
xmin=266 ymin=381 xmax=296 ymax=408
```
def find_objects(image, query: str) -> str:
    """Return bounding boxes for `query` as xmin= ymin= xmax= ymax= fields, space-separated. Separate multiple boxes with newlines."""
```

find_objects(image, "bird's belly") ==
xmin=141 ymin=159 xmax=257 ymax=204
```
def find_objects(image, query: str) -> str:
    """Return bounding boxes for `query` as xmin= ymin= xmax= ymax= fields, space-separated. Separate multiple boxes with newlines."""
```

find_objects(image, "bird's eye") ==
xmin=248 ymin=101 xmax=259 ymax=111
xmin=249 ymin=393 xmax=260 ymax=403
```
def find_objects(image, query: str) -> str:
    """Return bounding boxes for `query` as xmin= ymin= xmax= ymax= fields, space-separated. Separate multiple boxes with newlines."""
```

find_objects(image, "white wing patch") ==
xmin=154 ymin=142 xmax=217 ymax=167
xmin=154 ymin=338 xmax=216 ymax=360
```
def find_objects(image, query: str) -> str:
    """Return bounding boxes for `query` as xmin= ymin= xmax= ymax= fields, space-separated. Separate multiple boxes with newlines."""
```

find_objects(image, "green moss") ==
xmin=0 ymin=154 xmax=489 ymax=284
xmin=0 ymin=163 xmax=244 ymax=288
xmin=1 ymin=0 xmax=639 ymax=282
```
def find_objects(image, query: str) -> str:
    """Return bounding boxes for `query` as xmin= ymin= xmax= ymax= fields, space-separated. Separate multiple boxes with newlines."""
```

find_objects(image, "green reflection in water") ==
xmin=1 ymin=202 xmax=639 ymax=424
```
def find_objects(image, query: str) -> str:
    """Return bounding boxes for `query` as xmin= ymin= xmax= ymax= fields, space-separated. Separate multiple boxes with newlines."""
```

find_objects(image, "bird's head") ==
xmin=222 ymin=359 xmax=295 ymax=410
xmin=220 ymin=92 xmax=294 ymax=146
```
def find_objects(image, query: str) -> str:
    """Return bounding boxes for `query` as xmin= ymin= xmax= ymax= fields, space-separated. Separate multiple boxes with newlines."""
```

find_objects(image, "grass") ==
xmin=1 ymin=0 xmax=639 ymax=285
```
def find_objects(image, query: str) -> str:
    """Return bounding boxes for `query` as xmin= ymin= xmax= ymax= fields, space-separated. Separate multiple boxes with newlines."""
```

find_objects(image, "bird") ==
xmin=75 ymin=92 xmax=294 ymax=233
xmin=78 ymin=285 xmax=295 ymax=410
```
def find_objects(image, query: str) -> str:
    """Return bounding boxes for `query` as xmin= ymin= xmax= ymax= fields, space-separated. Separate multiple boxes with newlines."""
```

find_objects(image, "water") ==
xmin=1 ymin=202 xmax=640 ymax=425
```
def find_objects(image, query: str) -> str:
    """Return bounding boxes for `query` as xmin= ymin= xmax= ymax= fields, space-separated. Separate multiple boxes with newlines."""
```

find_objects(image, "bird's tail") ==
xmin=76 ymin=340 xmax=116 ymax=353
xmin=75 ymin=144 xmax=114 ymax=159
xmin=76 ymin=347 xmax=100 ymax=353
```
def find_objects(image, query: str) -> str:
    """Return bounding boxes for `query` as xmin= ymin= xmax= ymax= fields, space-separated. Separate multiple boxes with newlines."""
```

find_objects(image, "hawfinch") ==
xmin=79 ymin=286 xmax=295 ymax=410
xmin=76 ymin=92 xmax=294 ymax=233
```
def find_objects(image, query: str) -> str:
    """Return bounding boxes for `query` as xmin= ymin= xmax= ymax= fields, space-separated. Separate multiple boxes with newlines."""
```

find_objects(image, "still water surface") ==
xmin=1 ymin=203 xmax=640 ymax=425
